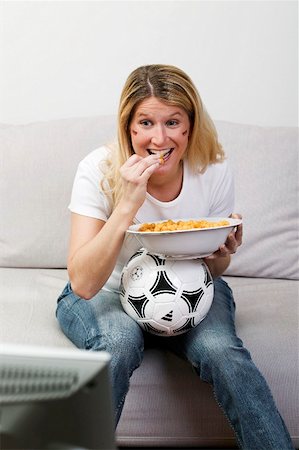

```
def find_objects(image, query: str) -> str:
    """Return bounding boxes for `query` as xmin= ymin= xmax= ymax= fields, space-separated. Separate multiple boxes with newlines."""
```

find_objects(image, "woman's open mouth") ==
xmin=147 ymin=148 xmax=174 ymax=164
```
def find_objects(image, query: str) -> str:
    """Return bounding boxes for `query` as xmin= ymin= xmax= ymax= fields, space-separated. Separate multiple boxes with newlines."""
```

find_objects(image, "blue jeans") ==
xmin=56 ymin=278 xmax=294 ymax=450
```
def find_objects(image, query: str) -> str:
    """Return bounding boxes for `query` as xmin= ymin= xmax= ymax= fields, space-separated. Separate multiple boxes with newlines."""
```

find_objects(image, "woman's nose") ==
xmin=151 ymin=124 xmax=167 ymax=146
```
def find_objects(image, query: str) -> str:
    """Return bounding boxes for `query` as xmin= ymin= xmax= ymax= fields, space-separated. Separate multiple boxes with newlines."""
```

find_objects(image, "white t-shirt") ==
xmin=69 ymin=146 xmax=235 ymax=293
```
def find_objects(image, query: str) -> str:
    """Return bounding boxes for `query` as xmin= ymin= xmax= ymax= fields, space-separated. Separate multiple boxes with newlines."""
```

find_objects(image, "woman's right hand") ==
xmin=119 ymin=153 xmax=160 ymax=214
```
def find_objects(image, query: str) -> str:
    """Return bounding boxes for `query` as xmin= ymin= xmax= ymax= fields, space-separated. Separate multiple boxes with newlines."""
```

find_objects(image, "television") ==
xmin=0 ymin=343 xmax=116 ymax=449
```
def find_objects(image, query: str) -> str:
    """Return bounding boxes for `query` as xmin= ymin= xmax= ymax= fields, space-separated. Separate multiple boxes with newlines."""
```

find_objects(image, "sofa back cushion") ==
xmin=217 ymin=121 xmax=298 ymax=280
xmin=0 ymin=117 xmax=298 ymax=279
xmin=0 ymin=116 xmax=116 ymax=268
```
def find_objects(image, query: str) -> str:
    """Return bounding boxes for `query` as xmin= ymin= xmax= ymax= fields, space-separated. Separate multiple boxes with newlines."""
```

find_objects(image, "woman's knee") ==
xmin=56 ymin=283 xmax=98 ymax=349
xmin=88 ymin=312 xmax=144 ymax=364
xmin=56 ymin=283 xmax=144 ymax=357
xmin=190 ymin=332 xmax=252 ymax=382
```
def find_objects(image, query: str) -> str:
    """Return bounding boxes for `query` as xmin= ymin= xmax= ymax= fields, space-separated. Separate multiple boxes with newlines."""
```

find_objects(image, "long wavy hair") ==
xmin=101 ymin=64 xmax=225 ymax=207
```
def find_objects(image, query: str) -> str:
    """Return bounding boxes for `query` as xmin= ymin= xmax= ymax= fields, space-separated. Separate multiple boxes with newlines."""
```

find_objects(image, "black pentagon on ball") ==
xmin=148 ymin=252 xmax=166 ymax=266
xmin=173 ymin=317 xmax=194 ymax=334
xmin=143 ymin=323 xmax=167 ymax=335
xmin=150 ymin=270 xmax=177 ymax=297
xmin=119 ymin=273 xmax=126 ymax=297
xmin=127 ymin=249 xmax=144 ymax=265
xmin=204 ymin=267 xmax=213 ymax=288
xmin=181 ymin=287 xmax=205 ymax=313
xmin=127 ymin=294 xmax=148 ymax=318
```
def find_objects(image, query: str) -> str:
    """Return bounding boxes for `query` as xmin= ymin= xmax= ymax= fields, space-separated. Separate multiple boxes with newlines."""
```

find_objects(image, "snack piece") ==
xmin=138 ymin=219 xmax=230 ymax=232
xmin=158 ymin=150 xmax=169 ymax=165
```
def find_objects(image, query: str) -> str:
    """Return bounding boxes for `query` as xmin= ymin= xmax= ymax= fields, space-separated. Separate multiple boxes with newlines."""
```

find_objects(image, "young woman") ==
xmin=56 ymin=64 xmax=294 ymax=449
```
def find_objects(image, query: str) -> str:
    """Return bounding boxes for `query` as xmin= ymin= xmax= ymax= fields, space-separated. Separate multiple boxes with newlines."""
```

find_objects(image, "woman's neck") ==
xmin=147 ymin=161 xmax=184 ymax=202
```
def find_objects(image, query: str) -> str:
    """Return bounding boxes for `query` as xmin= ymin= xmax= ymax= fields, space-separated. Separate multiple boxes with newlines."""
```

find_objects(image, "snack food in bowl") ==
xmin=127 ymin=217 xmax=242 ymax=258
xmin=138 ymin=219 xmax=230 ymax=232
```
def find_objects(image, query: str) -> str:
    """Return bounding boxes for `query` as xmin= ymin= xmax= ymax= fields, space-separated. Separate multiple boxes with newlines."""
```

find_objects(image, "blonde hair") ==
xmin=102 ymin=64 xmax=225 ymax=207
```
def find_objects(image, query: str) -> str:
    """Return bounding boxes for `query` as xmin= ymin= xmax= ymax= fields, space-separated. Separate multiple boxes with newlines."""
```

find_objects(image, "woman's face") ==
xmin=129 ymin=97 xmax=190 ymax=173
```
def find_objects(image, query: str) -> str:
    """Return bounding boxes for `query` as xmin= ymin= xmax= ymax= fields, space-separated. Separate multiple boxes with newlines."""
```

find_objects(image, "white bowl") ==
xmin=127 ymin=217 xmax=242 ymax=259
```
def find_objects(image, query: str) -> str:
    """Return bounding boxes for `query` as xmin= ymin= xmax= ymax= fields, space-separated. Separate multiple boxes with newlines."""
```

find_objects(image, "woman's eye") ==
xmin=167 ymin=120 xmax=179 ymax=127
xmin=140 ymin=120 xmax=152 ymax=127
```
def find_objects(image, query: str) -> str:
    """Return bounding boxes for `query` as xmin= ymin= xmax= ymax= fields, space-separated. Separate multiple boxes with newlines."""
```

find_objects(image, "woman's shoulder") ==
xmin=186 ymin=157 xmax=231 ymax=181
xmin=79 ymin=145 xmax=111 ymax=167
xmin=207 ymin=157 xmax=230 ymax=171
xmin=207 ymin=158 xmax=231 ymax=179
xmin=76 ymin=145 xmax=115 ymax=180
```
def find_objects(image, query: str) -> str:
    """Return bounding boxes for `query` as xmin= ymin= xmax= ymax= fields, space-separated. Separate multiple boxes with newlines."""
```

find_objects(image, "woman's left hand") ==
xmin=205 ymin=213 xmax=243 ymax=260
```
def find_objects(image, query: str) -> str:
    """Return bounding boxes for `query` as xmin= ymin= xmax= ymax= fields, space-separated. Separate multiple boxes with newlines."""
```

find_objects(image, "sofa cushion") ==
xmin=0 ymin=268 xmax=70 ymax=346
xmin=0 ymin=117 xmax=298 ymax=279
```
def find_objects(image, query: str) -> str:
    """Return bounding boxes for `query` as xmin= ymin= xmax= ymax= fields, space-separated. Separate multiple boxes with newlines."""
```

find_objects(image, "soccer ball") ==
xmin=120 ymin=249 xmax=214 ymax=336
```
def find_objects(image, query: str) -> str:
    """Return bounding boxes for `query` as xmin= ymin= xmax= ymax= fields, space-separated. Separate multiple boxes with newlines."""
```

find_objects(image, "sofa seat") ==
xmin=1 ymin=268 xmax=298 ymax=448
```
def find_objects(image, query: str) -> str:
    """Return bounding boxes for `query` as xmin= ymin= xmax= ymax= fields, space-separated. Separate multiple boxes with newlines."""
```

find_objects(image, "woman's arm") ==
xmin=67 ymin=206 xmax=134 ymax=299
xmin=204 ymin=254 xmax=231 ymax=279
xmin=67 ymin=153 xmax=160 ymax=299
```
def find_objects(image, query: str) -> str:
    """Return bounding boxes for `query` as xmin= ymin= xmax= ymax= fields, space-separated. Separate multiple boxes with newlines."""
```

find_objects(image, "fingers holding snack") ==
xmin=120 ymin=154 xmax=160 ymax=182
xmin=119 ymin=154 xmax=160 ymax=214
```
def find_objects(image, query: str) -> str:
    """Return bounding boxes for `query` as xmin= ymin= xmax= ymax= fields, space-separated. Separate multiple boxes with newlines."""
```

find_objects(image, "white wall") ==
xmin=1 ymin=0 xmax=297 ymax=126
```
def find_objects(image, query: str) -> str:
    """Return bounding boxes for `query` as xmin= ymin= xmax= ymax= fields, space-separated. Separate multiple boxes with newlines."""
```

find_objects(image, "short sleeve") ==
xmin=208 ymin=160 xmax=235 ymax=217
xmin=68 ymin=147 xmax=112 ymax=220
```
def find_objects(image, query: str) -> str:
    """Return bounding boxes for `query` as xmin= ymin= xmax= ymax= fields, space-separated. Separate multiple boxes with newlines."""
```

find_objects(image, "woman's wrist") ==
xmin=114 ymin=199 xmax=140 ymax=227
xmin=204 ymin=255 xmax=231 ymax=279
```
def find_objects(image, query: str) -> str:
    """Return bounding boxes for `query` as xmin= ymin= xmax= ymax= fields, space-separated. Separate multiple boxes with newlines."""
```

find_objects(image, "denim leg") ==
xmin=56 ymin=283 xmax=144 ymax=425
xmin=165 ymin=278 xmax=294 ymax=450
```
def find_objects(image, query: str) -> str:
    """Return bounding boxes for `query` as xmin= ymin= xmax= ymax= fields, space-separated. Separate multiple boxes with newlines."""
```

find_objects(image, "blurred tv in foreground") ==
xmin=0 ymin=344 xmax=116 ymax=449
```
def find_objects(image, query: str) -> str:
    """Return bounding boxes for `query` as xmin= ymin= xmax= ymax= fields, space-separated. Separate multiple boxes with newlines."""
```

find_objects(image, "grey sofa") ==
xmin=0 ymin=116 xmax=298 ymax=449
